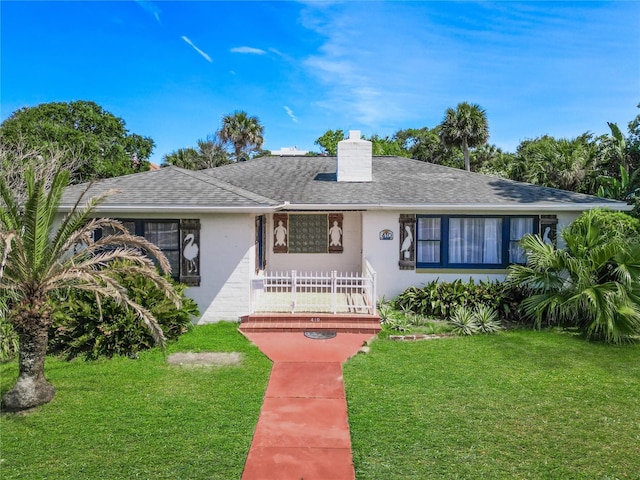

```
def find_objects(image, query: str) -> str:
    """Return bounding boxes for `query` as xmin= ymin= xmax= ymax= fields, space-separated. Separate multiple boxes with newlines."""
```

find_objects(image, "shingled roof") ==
xmin=202 ymin=156 xmax=625 ymax=211
xmin=59 ymin=166 xmax=277 ymax=212
xmin=60 ymin=156 xmax=627 ymax=213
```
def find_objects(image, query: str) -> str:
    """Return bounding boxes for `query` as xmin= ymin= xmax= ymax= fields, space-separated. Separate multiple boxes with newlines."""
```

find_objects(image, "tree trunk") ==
xmin=1 ymin=322 xmax=55 ymax=412
xmin=463 ymin=138 xmax=470 ymax=172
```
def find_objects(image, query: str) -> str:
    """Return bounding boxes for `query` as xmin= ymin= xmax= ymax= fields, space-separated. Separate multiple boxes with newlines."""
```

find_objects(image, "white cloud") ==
xmin=135 ymin=0 xmax=161 ymax=24
xmin=284 ymin=106 xmax=298 ymax=123
xmin=231 ymin=46 xmax=266 ymax=55
xmin=181 ymin=36 xmax=212 ymax=63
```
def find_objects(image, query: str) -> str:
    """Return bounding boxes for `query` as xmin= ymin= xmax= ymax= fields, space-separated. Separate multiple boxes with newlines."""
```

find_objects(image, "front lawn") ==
xmin=3 ymin=324 xmax=639 ymax=479
xmin=344 ymin=330 xmax=640 ymax=479
xmin=0 ymin=323 xmax=271 ymax=480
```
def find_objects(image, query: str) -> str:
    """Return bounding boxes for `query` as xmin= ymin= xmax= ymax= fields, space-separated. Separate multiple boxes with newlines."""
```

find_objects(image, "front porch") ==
xmin=242 ymin=263 xmax=380 ymax=334
xmin=249 ymin=263 xmax=377 ymax=313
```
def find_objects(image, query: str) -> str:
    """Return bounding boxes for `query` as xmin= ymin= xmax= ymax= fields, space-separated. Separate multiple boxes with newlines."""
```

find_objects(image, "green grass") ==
xmin=3 ymin=324 xmax=640 ymax=479
xmin=344 ymin=330 xmax=640 ymax=479
xmin=0 ymin=322 xmax=271 ymax=480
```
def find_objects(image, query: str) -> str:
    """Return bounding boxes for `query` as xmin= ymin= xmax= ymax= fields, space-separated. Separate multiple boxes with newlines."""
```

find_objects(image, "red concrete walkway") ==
xmin=240 ymin=332 xmax=375 ymax=480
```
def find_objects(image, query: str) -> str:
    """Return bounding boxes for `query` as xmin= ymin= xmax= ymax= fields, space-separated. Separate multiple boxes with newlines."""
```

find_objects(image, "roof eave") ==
xmin=57 ymin=204 xmax=277 ymax=214
xmin=273 ymin=202 xmax=633 ymax=212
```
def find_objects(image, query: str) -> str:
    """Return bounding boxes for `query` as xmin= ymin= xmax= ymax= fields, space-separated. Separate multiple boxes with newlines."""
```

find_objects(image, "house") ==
xmin=60 ymin=131 xmax=630 ymax=323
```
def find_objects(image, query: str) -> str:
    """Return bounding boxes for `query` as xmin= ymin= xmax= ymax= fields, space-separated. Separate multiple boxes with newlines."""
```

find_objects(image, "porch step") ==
xmin=239 ymin=313 xmax=381 ymax=334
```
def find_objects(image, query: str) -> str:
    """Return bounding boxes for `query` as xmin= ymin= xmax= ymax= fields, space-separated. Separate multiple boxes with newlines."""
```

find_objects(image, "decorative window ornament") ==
xmin=399 ymin=214 xmax=416 ymax=270
xmin=328 ymin=213 xmax=344 ymax=253
xmin=273 ymin=213 xmax=288 ymax=253
xmin=180 ymin=219 xmax=201 ymax=286
xmin=540 ymin=215 xmax=558 ymax=247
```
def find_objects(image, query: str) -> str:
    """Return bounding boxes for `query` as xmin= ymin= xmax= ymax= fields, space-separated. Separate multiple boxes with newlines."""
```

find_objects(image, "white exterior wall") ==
xmin=96 ymin=210 xmax=256 ymax=323
xmin=89 ymin=208 xmax=586 ymax=322
xmin=265 ymin=211 xmax=362 ymax=273
xmin=192 ymin=213 xmax=254 ymax=323
xmin=361 ymin=209 xmax=583 ymax=302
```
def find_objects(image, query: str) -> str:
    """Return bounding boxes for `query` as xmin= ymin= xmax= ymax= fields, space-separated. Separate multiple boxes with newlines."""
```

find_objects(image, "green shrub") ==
xmin=378 ymin=302 xmax=411 ymax=332
xmin=393 ymin=278 xmax=524 ymax=322
xmin=507 ymin=209 xmax=640 ymax=344
xmin=0 ymin=315 xmax=19 ymax=363
xmin=568 ymin=208 xmax=640 ymax=240
xmin=49 ymin=269 xmax=199 ymax=360
xmin=447 ymin=305 xmax=503 ymax=336
xmin=473 ymin=304 xmax=503 ymax=334
xmin=448 ymin=306 xmax=478 ymax=336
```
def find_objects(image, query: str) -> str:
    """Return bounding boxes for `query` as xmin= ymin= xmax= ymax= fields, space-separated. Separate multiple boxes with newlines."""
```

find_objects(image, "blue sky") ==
xmin=2 ymin=1 xmax=639 ymax=164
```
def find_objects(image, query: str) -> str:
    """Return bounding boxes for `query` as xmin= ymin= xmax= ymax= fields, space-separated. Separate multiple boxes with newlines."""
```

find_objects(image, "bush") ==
xmin=448 ymin=306 xmax=478 ymax=336
xmin=473 ymin=304 xmax=503 ymax=334
xmin=568 ymin=208 xmax=640 ymax=240
xmin=447 ymin=305 xmax=503 ymax=336
xmin=0 ymin=316 xmax=19 ymax=363
xmin=393 ymin=278 xmax=524 ymax=322
xmin=49 ymin=270 xmax=199 ymax=360
xmin=507 ymin=209 xmax=640 ymax=345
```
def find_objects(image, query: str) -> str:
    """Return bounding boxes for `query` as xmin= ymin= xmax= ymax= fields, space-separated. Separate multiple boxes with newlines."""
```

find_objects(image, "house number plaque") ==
xmin=379 ymin=229 xmax=393 ymax=240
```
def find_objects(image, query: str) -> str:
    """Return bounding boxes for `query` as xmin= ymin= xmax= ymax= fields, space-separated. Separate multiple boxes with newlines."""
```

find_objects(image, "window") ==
xmin=509 ymin=217 xmax=535 ymax=264
xmin=143 ymin=221 xmax=180 ymax=274
xmin=96 ymin=219 xmax=180 ymax=278
xmin=288 ymin=214 xmax=328 ymax=253
xmin=417 ymin=217 xmax=440 ymax=264
xmin=416 ymin=215 xmax=537 ymax=269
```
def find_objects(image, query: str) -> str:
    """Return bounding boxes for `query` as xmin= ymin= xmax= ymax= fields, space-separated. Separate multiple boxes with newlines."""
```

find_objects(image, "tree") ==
xmin=506 ymin=209 xmax=640 ymax=345
xmin=367 ymin=134 xmax=410 ymax=157
xmin=0 ymin=161 xmax=180 ymax=411
xmin=595 ymin=121 xmax=640 ymax=217
xmin=439 ymin=102 xmax=489 ymax=171
xmin=394 ymin=127 xmax=445 ymax=163
xmin=1 ymin=101 xmax=155 ymax=183
xmin=195 ymin=137 xmax=231 ymax=167
xmin=314 ymin=129 xmax=345 ymax=156
xmin=512 ymin=135 xmax=599 ymax=193
xmin=163 ymin=136 xmax=230 ymax=170
xmin=217 ymin=111 xmax=264 ymax=161
xmin=162 ymin=147 xmax=201 ymax=169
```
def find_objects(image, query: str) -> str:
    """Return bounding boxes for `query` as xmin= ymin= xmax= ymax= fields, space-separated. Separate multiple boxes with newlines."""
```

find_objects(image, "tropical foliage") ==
xmin=163 ymin=137 xmax=231 ymax=170
xmin=0 ymin=165 xmax=181 ymax=411
xmin=163 ymin=111 xmax=265 ymax=167
xmin=507 ymin=209 xmax=640 ymax=344
xmin=447 ymin=304 xmax=502 ymax=335
xmin=393 ymin=278 xmax=524 ymax=322
xmin=439 ymin=101 xmax=489 ymax=171
xmin=49 ymin=264 xmax=199 ymax=360
xmin=0 ymin=101 xmax=154 ymax=182
xmin=218 ymin=110 xmax=265 ymax=161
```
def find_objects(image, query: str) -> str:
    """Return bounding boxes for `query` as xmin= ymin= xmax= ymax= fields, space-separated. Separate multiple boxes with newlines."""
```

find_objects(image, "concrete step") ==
xmin=239 ymin=313 xmax=381 ymax=334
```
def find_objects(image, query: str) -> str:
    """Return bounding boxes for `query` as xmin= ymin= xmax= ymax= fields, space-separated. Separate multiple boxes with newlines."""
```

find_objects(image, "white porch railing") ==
xmin=250 ymin=261 xmax=377 ymax=315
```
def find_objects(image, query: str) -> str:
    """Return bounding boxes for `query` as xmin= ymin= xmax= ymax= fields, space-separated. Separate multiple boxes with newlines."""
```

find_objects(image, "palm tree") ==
xmin=506 ymin=210 xmax=640 ymax=344
xmin=217 ymin=111 xmax=264 ymax=161
xmin=439 ymin=102 xmax=489 ymax=171
xmin=0 ymin=167 xmax=180 ymax=411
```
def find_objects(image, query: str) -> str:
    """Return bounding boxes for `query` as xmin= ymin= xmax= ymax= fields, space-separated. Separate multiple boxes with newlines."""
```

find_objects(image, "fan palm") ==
xmin=217 ymin=111 xmax=264 ymax=162
xmin=0 ymin=167 xmax=180 ymax=411
xmin=439 ymin=102 xmax=489 ymax=171
xmin=506 ymin=210 xmax=640 ymax=344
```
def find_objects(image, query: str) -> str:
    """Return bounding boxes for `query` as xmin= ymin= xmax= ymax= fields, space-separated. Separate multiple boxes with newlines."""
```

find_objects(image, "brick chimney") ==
xmin=337 ymin=130 xmax=372 ymax=182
